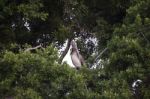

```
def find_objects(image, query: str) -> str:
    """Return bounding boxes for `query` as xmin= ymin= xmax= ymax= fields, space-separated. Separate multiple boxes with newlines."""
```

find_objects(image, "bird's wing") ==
xmin=79 ymin=54 xmax=85 ymax=65
xmin=71 ymin=52 xmax=81 ymax=67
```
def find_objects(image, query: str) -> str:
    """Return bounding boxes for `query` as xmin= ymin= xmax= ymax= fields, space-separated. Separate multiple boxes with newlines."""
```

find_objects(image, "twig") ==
xmin=24 ymin=44 xmax=43 ymax=52
xmin=94 ymin=47 xmax=108 ymax=62
xmin=139 ymin=32 xmax=150 ymax=45
xmin=90 ymin=47 xmax=108 ymax=68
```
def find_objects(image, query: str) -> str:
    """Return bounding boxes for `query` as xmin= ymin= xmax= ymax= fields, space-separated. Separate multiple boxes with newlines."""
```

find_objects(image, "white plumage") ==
xmin=62 ymin=45 xmax=75 ymax=68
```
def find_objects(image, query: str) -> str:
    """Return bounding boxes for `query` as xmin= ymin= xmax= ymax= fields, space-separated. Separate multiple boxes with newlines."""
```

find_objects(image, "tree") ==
xmin=105 ymin=0 xmax=150 ymax=98
xmin=0 ymin=0 xmax=150 ymax=98
xmin=0 ymin=0 xmax=48 ymax=50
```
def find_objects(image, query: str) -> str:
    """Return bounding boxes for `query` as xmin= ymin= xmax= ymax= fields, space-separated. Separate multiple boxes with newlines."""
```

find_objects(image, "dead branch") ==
xmin=92 ymin=47 xmax=108 ymax=65
xmin=24 ymin=44 xmax=43 ymax=52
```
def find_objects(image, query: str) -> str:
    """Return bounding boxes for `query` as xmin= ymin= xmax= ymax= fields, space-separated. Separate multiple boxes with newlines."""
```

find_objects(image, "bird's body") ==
xmin=62 ymin=39 xmax=85 ymax=69
xmin=70 ymin=40 xmax=84 ymax=69
xmin=71 ymin=48 xmax=82 ymax=69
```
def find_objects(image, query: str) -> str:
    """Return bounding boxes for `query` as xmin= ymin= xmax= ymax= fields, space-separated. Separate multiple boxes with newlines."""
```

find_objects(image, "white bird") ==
xmin=62 ymin=39 xmax=85 ymax=69
xmin=70 ymin=40 xmax=84 ymax=69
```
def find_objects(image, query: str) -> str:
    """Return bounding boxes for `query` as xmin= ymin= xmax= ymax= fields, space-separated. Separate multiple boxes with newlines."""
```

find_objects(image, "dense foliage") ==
xmin=0 ymin=46 xmax=132 ymax=98
xmin=0 ymin=0 xmax=149 ymax=98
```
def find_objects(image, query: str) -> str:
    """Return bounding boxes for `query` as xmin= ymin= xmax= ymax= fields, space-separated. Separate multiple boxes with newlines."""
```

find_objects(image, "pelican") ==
xmin=70 ymin=40 xmax=84 ymax=69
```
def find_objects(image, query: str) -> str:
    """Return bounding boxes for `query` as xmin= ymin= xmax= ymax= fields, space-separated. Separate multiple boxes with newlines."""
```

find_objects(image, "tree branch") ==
xmin=139 ymin=32 xmax=150 ymax=45
xmin=58 ymin=38 xmax=72 ymax=63
xmin=92 ymin=47 xmax=108 ymax=67
xmin=24 ymin=44 xmax=43 ymax=52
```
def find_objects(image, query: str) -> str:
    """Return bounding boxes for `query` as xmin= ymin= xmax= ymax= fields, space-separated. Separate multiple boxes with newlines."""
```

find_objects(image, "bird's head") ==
xmin=71 ymin=40 xmax=77 ymax=49
xmin=70 ymin=40 xmax=78 ymax=54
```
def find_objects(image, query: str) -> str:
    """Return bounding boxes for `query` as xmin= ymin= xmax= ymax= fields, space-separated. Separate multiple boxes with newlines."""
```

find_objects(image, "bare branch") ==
xmin=139 ymin=32 xmax=150 ymax=45
xmin=92 ymin=47 xmax=108 ymax=66
xmin=24 ymin=44 xmax=43 ymax=52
